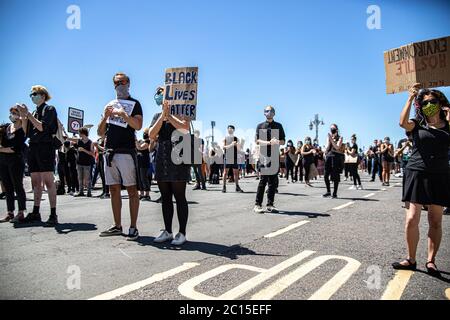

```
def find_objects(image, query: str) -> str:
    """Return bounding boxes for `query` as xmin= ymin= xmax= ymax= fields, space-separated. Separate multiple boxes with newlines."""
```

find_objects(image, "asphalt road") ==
xmin=0 ymin=173 xmax=449 ymax=300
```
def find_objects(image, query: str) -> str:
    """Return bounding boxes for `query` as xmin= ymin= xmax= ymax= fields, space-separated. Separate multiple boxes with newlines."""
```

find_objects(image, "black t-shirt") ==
xmin=3 ymin=126 xmax=26 ymax=154
xmin=255 ymin=120 xmax=286 ymax=160
xmin=150 ymin=112 xmax=176 ymax=142
xmin=224 ymin=136 xmax=238 ymax=164
xmin=75 ymin=139 xmax=94 ymax=166
xmin=105 ymin=97 xmax=143 ymax=150
xmin=28 ymin=103 xmax=58 ymax=144
xmin=406 ymin=120 xmax=450 ymax=173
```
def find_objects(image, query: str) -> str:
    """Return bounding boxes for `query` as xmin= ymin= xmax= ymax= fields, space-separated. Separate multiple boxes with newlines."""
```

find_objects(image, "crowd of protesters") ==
xmin=0 ymin=78 xmax=449 ymax=274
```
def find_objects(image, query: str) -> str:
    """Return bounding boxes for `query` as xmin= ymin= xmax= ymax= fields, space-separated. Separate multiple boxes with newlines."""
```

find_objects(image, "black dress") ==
xmin=402 ymin=120 xmax=450 ymax=207
xmin=150 ymin=113 xmax=190 ymax=182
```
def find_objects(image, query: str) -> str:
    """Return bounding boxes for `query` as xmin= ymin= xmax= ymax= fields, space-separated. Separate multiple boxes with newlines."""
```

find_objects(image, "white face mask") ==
xmin=9 ymin=114 xmax=19 ymax=122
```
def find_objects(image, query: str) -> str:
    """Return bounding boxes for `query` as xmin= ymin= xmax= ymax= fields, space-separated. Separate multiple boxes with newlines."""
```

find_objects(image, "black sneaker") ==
xmin=236 ymin=186 xmax=244 ymax=193
xmin=99 ymin=225 xmax=123 ymax=237
xmin=201 ymin=186 xmax=207 ymax=190
xmin=126 ymin=227 xmax=139 ymax=241
xmin=87 ymin=191 xmax=92 ymax=198
xmin=192 ymin=185 xmax=201 ymax=190
xmin=74 ymin=192 xmax=85 ymax=197
xmin=266 ymin=205 xmax=279 ymax=213
xmin=0 ymin=192 xmax=6 ymax=200
xmin=332 ymin=194 xmax=338 ymax=199
xmin=23 ymin=212 xmax=42 ymax=223
xmin=222 ymin=186 xmax=226 ymax=193
xmin=45 ymin=214 xmax=58 ymax=226
xmin=323 ymin=192 xmax=331 ymax=198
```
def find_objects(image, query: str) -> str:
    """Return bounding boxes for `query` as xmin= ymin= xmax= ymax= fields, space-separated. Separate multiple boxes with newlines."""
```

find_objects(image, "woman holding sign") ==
xmin=393 ymin=83 xmax=450 ymax=276
xmin=149 ymin=87 xmax=191 ymax=246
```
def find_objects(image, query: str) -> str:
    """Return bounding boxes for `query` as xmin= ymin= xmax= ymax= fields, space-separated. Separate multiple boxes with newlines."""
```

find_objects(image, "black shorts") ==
xmin=225 ymin=164 xmax=239 ymax=170
xmin=28 ymin=144 xmax=56 ymax=173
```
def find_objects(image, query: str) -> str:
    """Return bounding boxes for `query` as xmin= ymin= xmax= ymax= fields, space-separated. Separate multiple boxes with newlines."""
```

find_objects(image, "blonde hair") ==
xmin=31 ymin=85 xmax=51 ymax=101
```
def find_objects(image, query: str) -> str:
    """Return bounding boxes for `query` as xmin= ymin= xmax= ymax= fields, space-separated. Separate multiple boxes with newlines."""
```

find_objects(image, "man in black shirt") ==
xmin=369 ymin=139 xmax=382 ymax=182
xmin=18 ymin=85 xmax=59 ymax=226
xmin=97 ymin=72 xmax=143 ymax=241
xmin=254 ymin=105 xmax=285 ymax=214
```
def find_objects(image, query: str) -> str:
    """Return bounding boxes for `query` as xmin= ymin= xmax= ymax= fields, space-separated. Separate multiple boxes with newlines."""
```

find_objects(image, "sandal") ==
xmin=392 ymin=258 xmax=417 ymax=270
xmin=425 ymin=261 xmax=441 ymax=277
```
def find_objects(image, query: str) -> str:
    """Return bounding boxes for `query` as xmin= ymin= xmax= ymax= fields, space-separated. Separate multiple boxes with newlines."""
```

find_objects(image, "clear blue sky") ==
xmin=1 ymin=0 xmax=449 ymax=150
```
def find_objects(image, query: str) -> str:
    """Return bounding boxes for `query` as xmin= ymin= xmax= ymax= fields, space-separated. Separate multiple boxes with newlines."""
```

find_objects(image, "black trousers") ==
xmin=97 ymin=155 xmax=109 ymax=194
xmin=304 ymin=161 xmax=313 ymax=182
xmin=348 ymin=163 xmax=361 ymax=185
xmin=255 ymin=174 xmax=278 ymax=206
xmin=192 ymin=164 xmax=205 ymax=188
xmin=285 ymin=163 xmax=295 ymax=182
xmin=372 ymin=159 xmax=382 ymax=181
xmin=57 ymin=160 xmax=67 ymax=192
xmin=294 ymin=161 xmax=303 ymax=182
xmin=67 ymin=161 xmax=79 ymax=192
xmin=0 ymin=154 xmax=26 ymax=212
xmin=324 ymin=156 xmax=341 ymax=195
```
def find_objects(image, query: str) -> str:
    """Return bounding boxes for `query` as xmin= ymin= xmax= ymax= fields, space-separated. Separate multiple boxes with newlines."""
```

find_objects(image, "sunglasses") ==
xmin=114 ymin=79 xmax=129 ymax=86
xmin=29 ymin=92 xmax=40 ymax=97
xmin=264 ymin=110 xmax=274 ymax=114
xmin=422 ymin=99 xmax=438 ymax=105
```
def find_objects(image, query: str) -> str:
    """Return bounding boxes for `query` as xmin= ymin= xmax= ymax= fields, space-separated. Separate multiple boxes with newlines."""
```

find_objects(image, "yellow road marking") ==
xmin=445 ymin=288 xmax=450 ymax=300
xmin=381 ymin=270 xmax=414 ymax=300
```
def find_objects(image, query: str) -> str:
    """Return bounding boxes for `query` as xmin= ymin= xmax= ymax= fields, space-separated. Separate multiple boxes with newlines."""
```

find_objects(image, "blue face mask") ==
xmin=154 ymin=93 xmax=163 ymax=106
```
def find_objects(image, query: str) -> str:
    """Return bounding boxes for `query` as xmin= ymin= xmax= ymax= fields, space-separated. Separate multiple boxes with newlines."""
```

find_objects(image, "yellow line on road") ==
xmin=381 ymin=270 xmax=414 ymax=300
xmin=445 ymin=288 xmax=450 ymax=300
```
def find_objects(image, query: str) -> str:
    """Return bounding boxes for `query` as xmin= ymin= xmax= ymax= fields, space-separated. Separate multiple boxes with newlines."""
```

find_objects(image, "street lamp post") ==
xmin=211 ymin=121 xmax=216 ymax=143
xmin=309 ymin=114 xmax=324 ymax=145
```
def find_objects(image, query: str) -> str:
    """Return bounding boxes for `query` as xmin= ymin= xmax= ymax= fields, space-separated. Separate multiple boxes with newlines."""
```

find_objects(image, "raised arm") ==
xmin=400 ymin=83 xmax=420 ymax=131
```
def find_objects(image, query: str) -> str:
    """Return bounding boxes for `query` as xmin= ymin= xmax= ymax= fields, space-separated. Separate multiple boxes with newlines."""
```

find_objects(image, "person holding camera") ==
xmin=18 ymin=85 xmax=59 ymax=226
xmin=0 ymin=106 xmax=28 ymax=223
xmin=393 ymin=83 xmax=450 ymax=276
xmin=380 ymin=137 xmax=394 ymax=186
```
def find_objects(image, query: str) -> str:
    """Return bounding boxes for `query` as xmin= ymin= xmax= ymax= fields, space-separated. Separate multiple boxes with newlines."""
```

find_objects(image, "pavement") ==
xmin=0 ymin=173 xmax=449 ymax=300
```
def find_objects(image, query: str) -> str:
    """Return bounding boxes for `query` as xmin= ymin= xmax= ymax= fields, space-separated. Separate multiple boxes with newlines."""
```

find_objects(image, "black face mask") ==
xmin=143 ymin=134 xmax=149 ymax=140
xmin=330 ymin=128 xmax=337 ymax=134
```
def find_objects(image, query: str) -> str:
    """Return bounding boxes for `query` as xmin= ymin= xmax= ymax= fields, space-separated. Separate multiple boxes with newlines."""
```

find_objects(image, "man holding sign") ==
xmin=97 ymin=72 xmax=143 ymax=241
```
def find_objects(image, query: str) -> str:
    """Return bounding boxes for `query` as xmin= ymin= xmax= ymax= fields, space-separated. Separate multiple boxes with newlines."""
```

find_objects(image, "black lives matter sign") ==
xmin=164 ymin=67 xmax=198 ymax=120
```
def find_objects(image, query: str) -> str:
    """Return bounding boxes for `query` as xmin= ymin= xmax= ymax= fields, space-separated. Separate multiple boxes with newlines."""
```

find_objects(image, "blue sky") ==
xmin=1 ymin=0 xmax=449 ymax=150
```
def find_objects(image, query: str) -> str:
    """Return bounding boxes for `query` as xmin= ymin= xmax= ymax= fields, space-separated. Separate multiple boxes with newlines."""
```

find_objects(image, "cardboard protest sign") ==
xmin=384 ymin=36 xmax=450 ymax=94
xmin=164 ymin=67 xmax=198 ymax=120
xmin=68 ymin=107 xmax=84 ymax=134
xmin=106 ymin=99 xmax=136 ymax=128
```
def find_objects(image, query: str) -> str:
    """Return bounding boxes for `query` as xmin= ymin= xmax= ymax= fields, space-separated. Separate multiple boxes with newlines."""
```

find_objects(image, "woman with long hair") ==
xmin=346 ymin=134 xmax=362 ymax=190
xmin=301 ymin=137 xmax=315 ymax=187
xmin=323 ymin=124 xmax=344 ymax=198
xmin=393 ymin=83 xmax=450 ymax=276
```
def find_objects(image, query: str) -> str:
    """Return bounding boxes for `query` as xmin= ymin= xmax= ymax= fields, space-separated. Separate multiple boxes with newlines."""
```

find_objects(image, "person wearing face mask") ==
xmin=393 ymin=83 xmax=450 ymax=276
xmin=254 ymin=106 xmax=286 ymax=214
xmin=301 ymin=137 xmax=316 ymax=187
xmin=136 ymin=128 xmax=151 ymax=201
xmin=149 ymin=86 xmax=191 ymax=246
xmin=284 ymin=140 xmax=296 ymax=183
xmin=0 ymin=106 xmax=28 ymax=223
xmin=323 ymin=124 xmax=343 ymax=198
xmin=191 ymin=130 xmax=206 ymax=191
xmin=380 ymin=136 xmax=394 ymax=186
xmin=68 ymin=127 xmax=96 ymax=197
xmin=294 ymin=141 xmax=304 ymax=183
xmin=222 ymin=125 xmax=244 ymax=193
xmin=97 ymin=73 xmax=143 ymax=241
xmin=346 ymin=134 xmax=362 ymax=190
xmin=17 ymin=86 xmax=59 ymax=226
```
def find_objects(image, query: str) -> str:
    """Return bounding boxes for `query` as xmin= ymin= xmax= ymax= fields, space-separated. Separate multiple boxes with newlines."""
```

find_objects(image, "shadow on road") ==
xmin=277 ymin=192 xmax=307 ymax=197
xmin=337 ymin=197 xmax=379 ymax=202
xmin=414 ymin=269 xmax=450 ymax=284
xmin=135 ymin=238 xmax=283 ymax=260
xmin=274 ymin=211 xmax=331 ymax=218
xmin=55 ymin=223 xmax=98 ymax=234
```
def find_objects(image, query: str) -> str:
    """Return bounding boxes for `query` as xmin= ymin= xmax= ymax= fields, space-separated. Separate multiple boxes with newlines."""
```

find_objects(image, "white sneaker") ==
xmin=254 ymin=205 xmax=264 ymax=214
xmin=171 ymin=233 xmax=187 ymax=246
xmin=348 ymin=185 xmax=356 ymax=190
xmin=154 ymin=230 xmax=173 ymax=243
